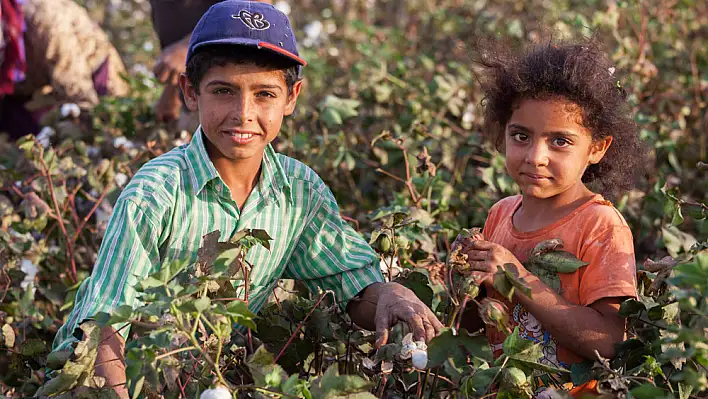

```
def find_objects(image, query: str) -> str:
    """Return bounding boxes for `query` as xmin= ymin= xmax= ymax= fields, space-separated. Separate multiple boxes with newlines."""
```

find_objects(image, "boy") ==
xmin=52 ymin=1 xmax=442 ymax=395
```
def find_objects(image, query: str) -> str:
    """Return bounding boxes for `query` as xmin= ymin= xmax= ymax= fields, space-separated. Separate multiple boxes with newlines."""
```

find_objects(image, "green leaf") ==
xmin=246 ymin=346 xmax=288 ymax=388
xmin=678 ymin=382 xmax=693 ymax=399
xmin=526 ymin=263 xmax=562 ymax=293
xmin=570 ymin=361 xmax=593 ymax=385
xmin=21 ymin=338 xmax=48 ymax=357
xmin=310 ymin=365 xmax=372 ymax=399
xmin=529 ymin=251 xmax=588 ymax=273
xmin=251 ymin=229 xmax=273 ymax=251
xmin=47 ymin=350 xmax=72 ymax=370
xmin=137 ymin=260 xmax=189 ymax=290
xmin=194 ymin=296 xmax=211 ymax=312
xmin=503 ymin=265 xmax=532 ymax=298
xmin=500 ymin=326 xmax=567 ymax=375
xmin=1 ymin=324 xmax=15 ymax=348
xmin=36 ymin=321 xmax=103 ymax=395
xmin=322 ymin=108 xmax=343 ymax=127
xmin=630 ymin=384 xmax=670 ymax=399
xmin=427 ymin=327 xmax=492 ymax=367
xmin=214 ymin=300 xmax=257 ymax=331
xmin=647 ymin=302 xmax=680 ymax=322
xmin=462 ymin=366 xmax=501 ymax=396
xmin=493 ymin=267 xmax=515 ymax=301
xmin=619 ymin=299 xmax=647 ymax=317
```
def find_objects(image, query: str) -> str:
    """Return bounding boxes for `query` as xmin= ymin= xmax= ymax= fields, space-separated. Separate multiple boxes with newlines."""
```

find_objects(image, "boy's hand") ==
xmin=347 ymin=282 xmax=443 ymax=348
xmin=460 ymin=240 xmax=527 ymax=285
xmin=374 ymin=282 xmax=443 ymax=347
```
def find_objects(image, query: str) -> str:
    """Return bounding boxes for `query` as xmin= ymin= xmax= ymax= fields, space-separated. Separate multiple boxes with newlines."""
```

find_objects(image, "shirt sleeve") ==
xmin=578 ymin=225 xmax=638 ymax=306
xmin=283 ymin=185 xmax=383 ymax=310
xmin=52 ymin=198 xmax=161 ymax=352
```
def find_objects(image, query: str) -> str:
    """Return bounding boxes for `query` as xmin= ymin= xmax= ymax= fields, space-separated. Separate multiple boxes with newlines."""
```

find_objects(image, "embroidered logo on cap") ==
xmin=232 ymin=10 xmax=271 ymax=30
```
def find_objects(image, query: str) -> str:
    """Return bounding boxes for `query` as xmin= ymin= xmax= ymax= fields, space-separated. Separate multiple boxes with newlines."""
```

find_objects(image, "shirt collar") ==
xmin=185 ymin=127 xmax=219 ymax=195
xmin=185 ymin=127 xmax=291 ymax=202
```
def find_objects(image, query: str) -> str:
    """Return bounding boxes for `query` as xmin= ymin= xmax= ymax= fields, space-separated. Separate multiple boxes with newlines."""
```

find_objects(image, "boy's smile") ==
xmin=181 ymin=62 xmax=301 ymax=162
xmin=504 ymin=99 xmax=612 ymax=200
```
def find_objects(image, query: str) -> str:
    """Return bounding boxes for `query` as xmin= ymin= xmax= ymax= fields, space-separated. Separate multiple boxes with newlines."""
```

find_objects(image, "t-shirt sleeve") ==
xmin=282 ymin=184 xmax=383 ymax=310
xmin=578 ymin=225 xmax=638 ymax=306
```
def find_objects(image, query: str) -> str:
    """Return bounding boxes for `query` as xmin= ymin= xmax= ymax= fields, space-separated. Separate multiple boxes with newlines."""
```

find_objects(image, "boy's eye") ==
xmin=551 ymin=137 xmax=571 ymax=147
xmin=256 ymin=91 xmax=276 ymax=98
xmin=213 ymin=88 xmax=233 ymax=95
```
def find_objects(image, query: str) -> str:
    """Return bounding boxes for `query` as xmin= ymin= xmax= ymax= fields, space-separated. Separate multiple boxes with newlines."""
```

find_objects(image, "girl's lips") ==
xmin=521 ymin=173 xmax=550 ymax=181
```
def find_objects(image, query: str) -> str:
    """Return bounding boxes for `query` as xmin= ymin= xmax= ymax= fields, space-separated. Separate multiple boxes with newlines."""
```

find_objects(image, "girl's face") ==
xmin=504 ymin=99 xmax=612 ymax=200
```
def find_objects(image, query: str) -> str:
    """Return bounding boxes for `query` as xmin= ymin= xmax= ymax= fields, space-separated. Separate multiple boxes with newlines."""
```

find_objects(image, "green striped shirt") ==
xmin=53 ymin=129 xmax=383 ymax=351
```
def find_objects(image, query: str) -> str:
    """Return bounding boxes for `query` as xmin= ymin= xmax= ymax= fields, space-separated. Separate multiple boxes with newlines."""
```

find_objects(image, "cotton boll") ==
xmin=304 ymin=21 xmax=323 ymax=41
xmin=274 ymin=0 xmax=290 ymax=15
xmin=60 ymin=103 xmax=81 ymax=118
xmin=114 ymin=173 xmax=128 ymax=187
xmin=113 ymin=136 xmax=135 ymax=150
xmin=362 ymin=357 xmax=377 ymax=370
xmin=20 ymin=259 xmax=38 ymax=290
xmin=36 ymin=126 xmax=55 ymax=148
xmin=200 ymin=386 xmax=231 ymax=399
xmin=411 ymin=349 xmax=428 ymax=370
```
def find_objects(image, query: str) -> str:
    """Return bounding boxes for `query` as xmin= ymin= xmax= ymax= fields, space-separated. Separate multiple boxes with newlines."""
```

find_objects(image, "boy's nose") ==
xmin=524 ymin=143 xmax=550 ymax=166
xmin=232 ymin=95 xmax=256 ymax=123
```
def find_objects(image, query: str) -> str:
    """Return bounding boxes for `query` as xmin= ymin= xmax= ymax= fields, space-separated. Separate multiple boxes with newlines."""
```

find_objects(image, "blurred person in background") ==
xmin=0 ymin=0 xmax=129 ymax=138
xmin=151 ymin=0 xmax=273 ymax=132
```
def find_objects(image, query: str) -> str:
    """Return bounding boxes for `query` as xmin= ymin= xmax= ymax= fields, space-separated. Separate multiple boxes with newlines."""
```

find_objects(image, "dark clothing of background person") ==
xmin=149 ymin=0 xmax=221 ymax=49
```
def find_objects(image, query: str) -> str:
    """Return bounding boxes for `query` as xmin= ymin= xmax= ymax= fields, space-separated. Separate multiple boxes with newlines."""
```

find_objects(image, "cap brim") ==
xmin=191 ymin=38 xmax=307 ymax=66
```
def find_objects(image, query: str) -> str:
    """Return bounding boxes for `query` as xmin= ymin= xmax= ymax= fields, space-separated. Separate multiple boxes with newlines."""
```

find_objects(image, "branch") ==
xmin=274 ymin=290 xmax=334 ymax=363
xmin=72 ymin=181 xmax=111 ymax=243
xmin=38 ymin=146 xmax=77 ymax=283
xmin=154 ymin=346 xmax=198 ymax=361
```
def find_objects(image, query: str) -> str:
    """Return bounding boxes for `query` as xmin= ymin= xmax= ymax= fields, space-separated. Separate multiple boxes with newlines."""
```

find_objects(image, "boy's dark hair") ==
xmin=186 ymin=45 xmax=301 ymax=95
xmin=477 ymin=36 xmax=647 ymax=200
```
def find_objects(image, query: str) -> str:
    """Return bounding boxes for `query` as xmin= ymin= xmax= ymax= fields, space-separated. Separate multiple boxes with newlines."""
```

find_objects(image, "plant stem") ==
xmin=155 ymin=346 xmax=198 ymax=361
xmin=72 ymin=181 xmax=111 ymax=242
xmin=233 ymin=385 xmax=299 ymax=398
xmin=274 ymin=290 xmax=334 ymax=363
xmin=38 ymin=146 xmax=77 ymax=283
xmin=482 ymin=356 xmax=508 ymax=397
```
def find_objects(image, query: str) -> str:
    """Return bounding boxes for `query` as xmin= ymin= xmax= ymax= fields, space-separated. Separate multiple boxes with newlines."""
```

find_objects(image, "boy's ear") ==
xmin=179 ymin=73 xmax=199 ymax=112
xmin=589 ymin=135 xmax=613 ymax=165
xmin=283 ymin=80 xmax=303 ymax=116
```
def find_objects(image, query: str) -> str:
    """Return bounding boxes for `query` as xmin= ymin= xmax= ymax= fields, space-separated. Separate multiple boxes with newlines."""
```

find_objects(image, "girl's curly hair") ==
xmin=477 ymin=36 xmax=648 ymax=200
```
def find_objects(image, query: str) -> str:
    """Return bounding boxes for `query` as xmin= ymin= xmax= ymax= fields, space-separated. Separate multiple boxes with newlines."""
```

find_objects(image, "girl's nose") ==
xmin=525 ymin=142 xmax=550 ymax=166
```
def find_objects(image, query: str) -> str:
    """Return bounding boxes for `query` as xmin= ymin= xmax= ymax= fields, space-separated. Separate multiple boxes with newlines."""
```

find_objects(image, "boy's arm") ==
xmin=53 ymin=198 xmax=162 ymax=353
xmin=283 ymin=184 xmax=442 ymax=344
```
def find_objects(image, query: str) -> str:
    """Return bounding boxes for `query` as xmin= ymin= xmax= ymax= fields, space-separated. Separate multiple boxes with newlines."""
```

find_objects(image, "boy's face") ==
xmin=181 ymin=62 xmax=302 ymax=162
xmin=504 ymin=99 xmax=612 ymax=199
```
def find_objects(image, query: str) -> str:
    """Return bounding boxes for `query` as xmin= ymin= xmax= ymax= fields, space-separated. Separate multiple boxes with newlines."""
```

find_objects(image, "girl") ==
xmin=459 ymin=38 xmax=647 ymax=396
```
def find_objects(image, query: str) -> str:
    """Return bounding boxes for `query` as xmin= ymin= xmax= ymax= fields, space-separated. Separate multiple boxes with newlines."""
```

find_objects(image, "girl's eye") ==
xmin=552 ymin=137 xmax=571 ymax=147
xmin=510 ymin=132 xmax=529 ymax=142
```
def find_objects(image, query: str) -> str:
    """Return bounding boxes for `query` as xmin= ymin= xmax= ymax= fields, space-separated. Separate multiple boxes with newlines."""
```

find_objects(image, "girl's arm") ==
xmin=461 ymin=240 xmax=626 ymax=360
xmin=512 ymin=273 xmax=625 ymax=359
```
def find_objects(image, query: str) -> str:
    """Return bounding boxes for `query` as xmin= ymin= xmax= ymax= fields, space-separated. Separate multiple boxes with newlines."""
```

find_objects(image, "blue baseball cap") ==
xmin=186 ymin=0 xmax=306 ymax=67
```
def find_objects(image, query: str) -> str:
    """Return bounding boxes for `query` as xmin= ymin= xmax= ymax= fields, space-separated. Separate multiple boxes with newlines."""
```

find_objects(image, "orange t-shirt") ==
xmin=482 ymin=194 xmax=637 ymax=369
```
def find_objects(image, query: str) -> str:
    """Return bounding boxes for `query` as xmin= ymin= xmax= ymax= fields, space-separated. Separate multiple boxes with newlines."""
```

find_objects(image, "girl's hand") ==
xmin=460 ymin=240 xmax=527 ymax=285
